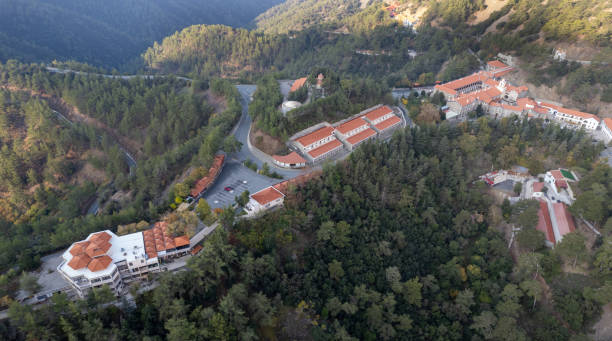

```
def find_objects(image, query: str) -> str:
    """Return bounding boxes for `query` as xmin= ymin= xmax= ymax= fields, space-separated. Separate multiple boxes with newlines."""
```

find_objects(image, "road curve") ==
xmin=233 ymin=85 xmax=309 ymax=179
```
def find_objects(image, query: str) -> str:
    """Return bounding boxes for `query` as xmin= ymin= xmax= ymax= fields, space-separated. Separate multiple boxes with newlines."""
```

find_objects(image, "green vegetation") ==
xmin=0 ymin=62 xmax=243 ymax=296
xmin=0 ymin=0 xmax=282 ymax=68
xmin=243 ymin=159 xmax=258 ymax=172
xmin=4 ymin=117 xmax=609 ymax=340
xmin=250 ymin=69 xmax=392 ymax=140
xmin=143 ymin=22 xmax=442 ymax=83
xmin=255 ymin=0 xmax=385 ymax=34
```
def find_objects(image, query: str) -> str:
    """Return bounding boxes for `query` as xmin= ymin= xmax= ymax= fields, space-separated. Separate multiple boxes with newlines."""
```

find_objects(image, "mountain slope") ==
xmin=255 ymin=0 xmax=378 ymax=34
xmin=0 ymin=0 xmax=282 ymax=68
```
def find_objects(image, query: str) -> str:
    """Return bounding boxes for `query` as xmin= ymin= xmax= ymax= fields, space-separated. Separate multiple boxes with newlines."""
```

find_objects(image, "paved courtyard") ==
xmin=15 ymin=251 xmax=72 ymax=303
xmin=201 ymin=160 xmax=278 ymax=209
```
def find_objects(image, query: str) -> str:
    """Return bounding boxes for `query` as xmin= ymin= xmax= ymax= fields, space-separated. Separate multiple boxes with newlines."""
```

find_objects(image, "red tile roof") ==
xmin=307 ymin=139 xmax=343 ymax=159
xmin=533 ymin=182 xmax=544 ymax=192
xmin=273 ymin=152 xmax=306 ymax=165
xmin=604 ymin=118 xmax=612 ymax=131
xmin=190 ymin=154 xmax=225 ymax=197
xmin=435 ymin=84 xmax=457 ymax=95
xmin=89 ymin=232 xmax=112 ymax=244
xmin=550 ymin=170 xmax=564 ymax=180
xmin=536 ymin=201 xmax=555 ymax=244
xmin=174 ymin=236 xmax=190 ymax=248
xmin=347 ymin=128 xmax=376 ymax=145
xmin=87 ymin=255 xmax=112 ymax=272
xmin=295 ymin=126 xmax=335 ymax=147
xmin=437 ymin=72 xmax=490 ymax=92
xmin=492 ymin=69 xmax=514 ymax=78
xmin=455 ymin=87 xmax=502 ymax=107
xmin=501 ymin=104 xmax=522 ymax=112
xmin=273 ymin=170 xmax=322 ymax=195
xmin=553 ymin=202 xmax=576 ymax=237
xmin=336 ymin=117 xmax=368 ymax=134
xmin=69 ymin=241 xmax=91 ymax=256
xmin=540 ymin=102 xmax=600 ymax=121
xmin=251 ymin=187 xmax=284 ymax=206
xmin=290 ymin=77 xmax=308 ymax=92
xmin=364 ymin=106 xmax=394 ymax=121
xmin=375 ymin=115 xmax=402 ymax=131
xmin=85 ymin=241 xmax=111 ymax=258
xmin=68 ymin=253 xmax=92 ymax=270
xmin=143 ymin=221 xmax=190 ymax=258
xmin=487 ymin=60 xmax=509 ymax=69
xmin=191 ymin=244 xmax=203 ymax=255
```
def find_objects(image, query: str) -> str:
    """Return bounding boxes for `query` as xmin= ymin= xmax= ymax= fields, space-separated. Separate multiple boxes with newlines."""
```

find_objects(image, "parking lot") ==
xmin=201 ymin=160 xmax=279 ymax=209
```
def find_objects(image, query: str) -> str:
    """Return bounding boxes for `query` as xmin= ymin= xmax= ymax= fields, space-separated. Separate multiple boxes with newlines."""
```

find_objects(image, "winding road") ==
xmin=201 ymin=85 xmax=312 ymax=210
xmin=50 ymin=108 xmax=136 ymax=216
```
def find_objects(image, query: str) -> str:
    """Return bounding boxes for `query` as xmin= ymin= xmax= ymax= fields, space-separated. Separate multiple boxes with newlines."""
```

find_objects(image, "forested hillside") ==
xmin=0 ymin=61 xmax=242 ymax=281
xmin=4 ymin=117 xmax=611 ymax=340
xmin=0 ymin=0 xmax=282 ymax=68
xmin=0 ymin=88 xmax=114 ymax=270
xmin=255 ymin=0 xmax=382 ymax=34
xmin=142 ymin=22 xmax=463 ymax=84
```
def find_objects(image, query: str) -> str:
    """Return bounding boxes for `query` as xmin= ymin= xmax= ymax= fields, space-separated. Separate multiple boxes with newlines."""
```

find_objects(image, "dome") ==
xmin=282 ymin=101 xmax=302 ymax=114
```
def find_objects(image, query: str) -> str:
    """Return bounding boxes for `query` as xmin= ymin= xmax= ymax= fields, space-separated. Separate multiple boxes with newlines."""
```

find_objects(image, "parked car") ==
xmin=224 ymin=186 xmax=233 ymax=191
xmin=36 ymin=294 xmax=49 ymax=303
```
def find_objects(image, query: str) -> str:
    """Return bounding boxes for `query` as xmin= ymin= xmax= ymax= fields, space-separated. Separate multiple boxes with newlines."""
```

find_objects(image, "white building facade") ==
xmin=58 ymin=231 xmax=161 ymax=298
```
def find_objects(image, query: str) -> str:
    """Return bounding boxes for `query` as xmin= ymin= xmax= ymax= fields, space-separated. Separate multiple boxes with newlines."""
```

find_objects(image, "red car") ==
xmin=224 ymin=186 xmax=233 ymax=191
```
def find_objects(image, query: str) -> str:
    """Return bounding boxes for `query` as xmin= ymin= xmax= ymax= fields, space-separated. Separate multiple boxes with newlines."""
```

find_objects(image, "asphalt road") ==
xmin=196 ymin=84 xmax=319 ymax=210
xmin=201 ymin=160 xmax=278 ymax=209
xmin=233 ymin=85 xmax=308 ymax=179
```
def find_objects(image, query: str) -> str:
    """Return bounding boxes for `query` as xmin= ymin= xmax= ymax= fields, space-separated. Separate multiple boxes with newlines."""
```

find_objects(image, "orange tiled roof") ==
xmin=87 ymin=255 xmax=112 ymax=272
xmin=492 ymin=69 xmax=514 ymax=78
xmin=85 ymin=241 xmax=111 ymax=258
xmin=273 ymin=152 xmax=306 ymax=164
xmin=89 ymin=231 xmax=112 ymax=244
xmin=296 ymin=126 xmax=335 ymax=147
xmin=604 ymin=118 xmax=612 ymax=131
xmin=533 ymin=182 xmax=545 ymax=192
xmin=251 ymin=187 xmax=284 ymax=206
xmin=336 ymin=117 xmax=368 ymax=134
xmin=143 ymin=221 xmax=189 ymax=257
xmin=290 ymin=77 xmax=308 ymax=92
xmin=501 ymin=104 xmax=522 ymax=112
xmin=517 ymin=98 xmax=536 ymax=107
xmin=273 ymin=170 xmax=322 ymax=195
xmin=375 ymin=115 xmax=402 ymax=131
xmin=437 ymin=71 xmax=490 ymax=91
xmin=347 ymin=128 xmax=376 ymax=145
xmin=69 ymin=241 xmax=91 ymax=256
xmin=364 ymin=106 xmax=393 ymax=121
xmin=540 ymin=102 xmax=600 ymax=121
xmin=550 ymin=170 xmax=564 ymax=180
xmin=536 ymin=200 xmax=555 ymax=244
xmin=174 ymin=236 xmax=190 ymax=248
xmin=487 ymin=60 xmax=509 ymax=69
xmin=553 ymin=202 xmax=576 ymax=237
xmin=190 ymin=154 xmax=225 ymax=197
xmin=307 ymin=139 xmax=343 ymax=158
xmin=435 ymin=84 xmax=457 ymax=95
xmin=68 ymin=253 xmax=92 ymax=270
xmin=191 ymin=244 xmax=203 ymax=255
